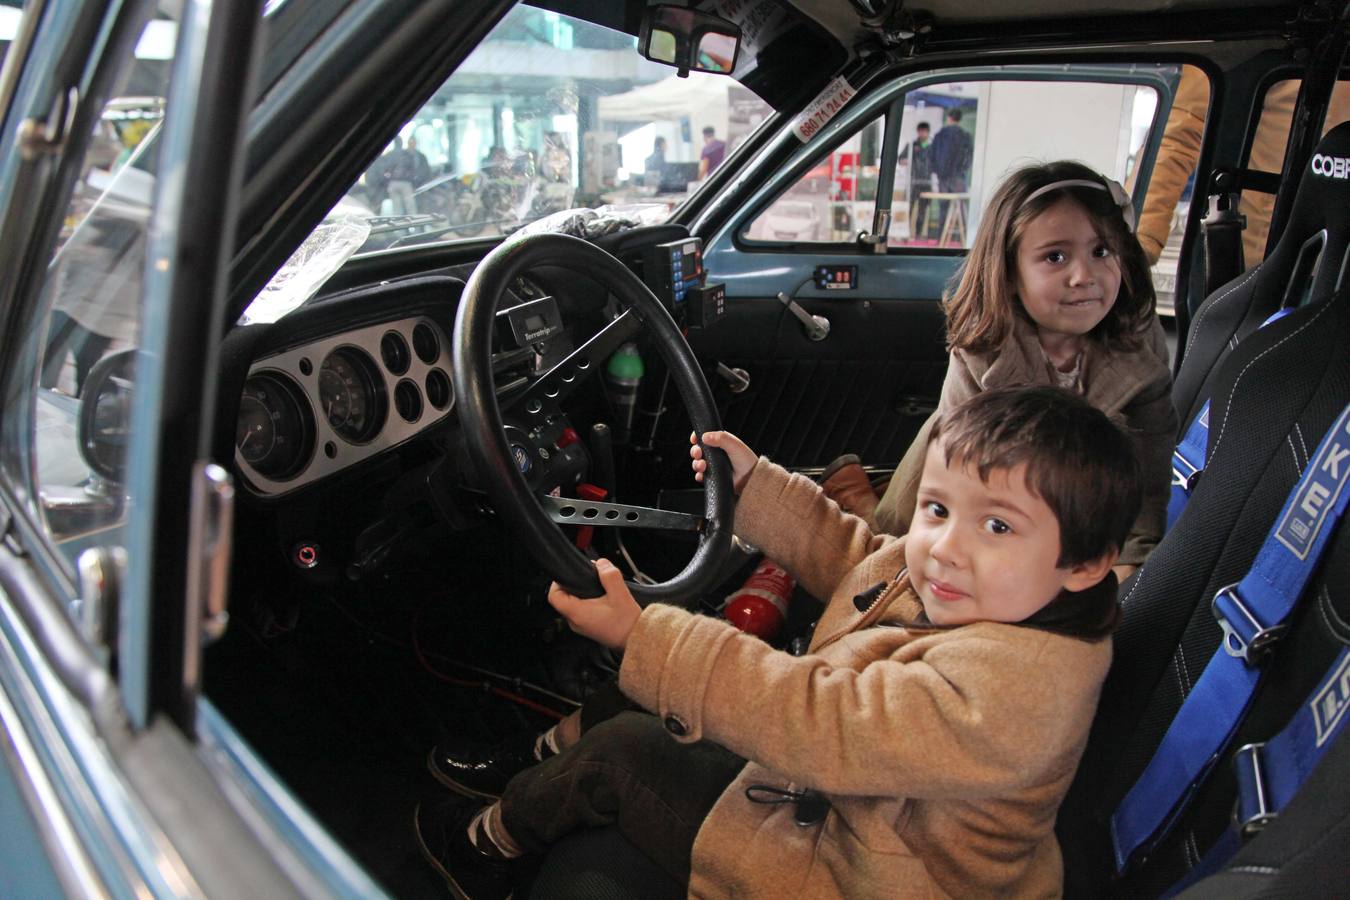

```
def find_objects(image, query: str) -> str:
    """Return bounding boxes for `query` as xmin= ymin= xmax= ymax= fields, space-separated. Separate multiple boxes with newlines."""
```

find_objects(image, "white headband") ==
xmin=1024 ymin=177 xmax=1137 ymax=233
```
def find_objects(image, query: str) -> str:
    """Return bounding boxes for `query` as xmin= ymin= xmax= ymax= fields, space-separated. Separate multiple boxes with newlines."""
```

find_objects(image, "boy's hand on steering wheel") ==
xmin=548 ymin=558 xmax=641 ymax=652
xmin=691 ymin=430 xmax=755 ymax=494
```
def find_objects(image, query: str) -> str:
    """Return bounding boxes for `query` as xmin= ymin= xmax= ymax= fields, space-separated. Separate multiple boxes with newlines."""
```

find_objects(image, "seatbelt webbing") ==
xmin=1112 ymin=402 xmax=1350 ymax=872
xmin=1167 ymin=308 xmax=1297 ymax=531
xmin=1163 ymin=646 xmax=1350 ymax=896
xmin=1168 ymin=402 xmax=1209 ymax=530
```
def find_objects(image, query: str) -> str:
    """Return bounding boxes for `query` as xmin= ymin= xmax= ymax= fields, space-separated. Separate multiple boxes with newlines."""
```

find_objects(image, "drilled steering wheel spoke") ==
xmin=539 ymin=493 xmax=705 ymax=532
xmin=503 ymin=309 xmax=644 ymax=417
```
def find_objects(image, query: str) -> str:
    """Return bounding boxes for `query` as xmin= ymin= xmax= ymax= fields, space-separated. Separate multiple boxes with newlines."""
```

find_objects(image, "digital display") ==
xmin=498 ymin=295 xmax=563 ymax=350
xmin=644 ymin=237 xmax=706 ymax=311
xmin=679 ymin=241 xmax=702 ymax=277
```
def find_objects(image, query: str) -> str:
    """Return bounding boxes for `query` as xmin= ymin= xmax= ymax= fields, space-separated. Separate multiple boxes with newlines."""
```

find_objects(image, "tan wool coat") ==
xmin=871 ymin=314 xmax=1176 ymax=567
xmin=619 ymin=460 xmax=1112 ymax=899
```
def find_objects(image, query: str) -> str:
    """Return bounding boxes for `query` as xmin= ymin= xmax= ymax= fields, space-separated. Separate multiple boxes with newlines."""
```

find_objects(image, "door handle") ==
xmin=776 ymin=292 xmax=830 ymax=341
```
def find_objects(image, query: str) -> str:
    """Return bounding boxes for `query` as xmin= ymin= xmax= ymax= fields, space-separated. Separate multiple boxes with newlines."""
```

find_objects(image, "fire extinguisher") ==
xmin=722 ymin=559 xmax=795 ymax=642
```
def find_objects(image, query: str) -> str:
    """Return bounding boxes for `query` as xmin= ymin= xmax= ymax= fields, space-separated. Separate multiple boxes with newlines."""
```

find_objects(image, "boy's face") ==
xmin=904 ymin=439 xmax=1112 ymax=627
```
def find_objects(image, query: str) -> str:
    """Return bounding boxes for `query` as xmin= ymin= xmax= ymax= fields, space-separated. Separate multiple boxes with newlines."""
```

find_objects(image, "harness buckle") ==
xmin=1171 ymin=451 xmax=1202 ymax=492
xmin=1231 ymin=742 xmax=1276 ymax=836
xmin=1212 ymin=583 xmax=1286 ymax=665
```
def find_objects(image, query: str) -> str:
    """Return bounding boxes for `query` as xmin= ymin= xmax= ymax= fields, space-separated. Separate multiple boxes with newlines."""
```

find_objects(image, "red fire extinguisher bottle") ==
xmin=722 ymin=559 xmax=795 ymax=642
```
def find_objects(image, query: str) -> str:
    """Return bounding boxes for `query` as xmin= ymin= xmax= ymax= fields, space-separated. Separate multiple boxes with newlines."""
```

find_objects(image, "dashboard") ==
xmin=234 ymin=314 xmax=454 ymax=496
xmin=225 ymin=224 xmax=694 ymax=506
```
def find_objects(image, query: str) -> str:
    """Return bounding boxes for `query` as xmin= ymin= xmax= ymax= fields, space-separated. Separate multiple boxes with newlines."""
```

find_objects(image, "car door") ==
xmin=686 ymin=64 xmax=1177 ymax=475
xmin=0 ymin=1 xmax=362 ymax=895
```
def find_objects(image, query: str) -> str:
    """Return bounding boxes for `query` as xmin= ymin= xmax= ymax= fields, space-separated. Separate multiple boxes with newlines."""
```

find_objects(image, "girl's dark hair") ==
xmin=943 ymin=160 xmax=1157 ymax=356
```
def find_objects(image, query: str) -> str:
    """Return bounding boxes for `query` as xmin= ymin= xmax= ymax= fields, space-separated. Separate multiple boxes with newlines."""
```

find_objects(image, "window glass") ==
xmin=1240 ymin=78 xmax=1350 ymax=268
xmin=0 ymin=12 xmax=175 ymax=581
xmin=0 ymin=2 xmax=26 ymax=70
xmin=742 ymin=118 xmax=882 ymax=243
xmin=744 ymin=76 xmax=1159 ymax=252
xmin=339 ymin=7 xmax=769 ymax=253
xmin=241 ymin=6 xmax=772 ymax=324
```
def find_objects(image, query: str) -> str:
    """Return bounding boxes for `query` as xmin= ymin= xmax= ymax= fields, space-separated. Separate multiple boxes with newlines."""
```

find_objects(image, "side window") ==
xmin=1240 ymin=78 xmax=1350 ymax=268
xmin=743 ymin=117 xmax=884 ymax=243
xmin=745 ymin=75 xmax=1161 ymax=252
xmin=0 ymin=12 xmax=175 ymax=578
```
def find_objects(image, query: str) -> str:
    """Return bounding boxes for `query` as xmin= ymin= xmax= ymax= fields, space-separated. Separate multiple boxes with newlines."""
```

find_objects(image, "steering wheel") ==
xmin=452 ymin=232 xmax=735 ymax=601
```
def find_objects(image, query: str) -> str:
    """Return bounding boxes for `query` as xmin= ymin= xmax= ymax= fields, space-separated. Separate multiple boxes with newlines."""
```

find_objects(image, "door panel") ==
xmin=689 ymin=292 xmax=946 ymax=469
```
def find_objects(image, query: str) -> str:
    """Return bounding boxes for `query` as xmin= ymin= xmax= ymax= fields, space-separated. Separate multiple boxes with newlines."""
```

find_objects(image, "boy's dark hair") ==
xmin=943 ymin=160 xmax=1157 ymax=357
xmin=916 ymin=122 xmax=931 ymax=132
xmin=947 ymin=108 xmax=963 ymax=123
xmin=927 ymin=386 xmax=1142 ymax=567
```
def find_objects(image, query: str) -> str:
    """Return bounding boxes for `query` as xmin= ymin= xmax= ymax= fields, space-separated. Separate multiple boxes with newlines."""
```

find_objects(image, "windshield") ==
xmin=243 ymin=5 xmax=772 ymax=322
xmin=347 ymin=6 xmax=768 ymax=252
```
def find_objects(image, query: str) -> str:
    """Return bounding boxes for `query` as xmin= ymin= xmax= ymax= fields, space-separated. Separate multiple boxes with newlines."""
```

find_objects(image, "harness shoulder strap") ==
xmin=1167 ymin=308 xmax=1297 ymax=530
xmin=1112 ymin=402 xmax=1350 ymax=872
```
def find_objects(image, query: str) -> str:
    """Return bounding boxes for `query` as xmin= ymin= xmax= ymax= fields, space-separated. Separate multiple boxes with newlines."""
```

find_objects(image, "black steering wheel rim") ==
xmin=452 ymin=232 xmax=734 ymax=601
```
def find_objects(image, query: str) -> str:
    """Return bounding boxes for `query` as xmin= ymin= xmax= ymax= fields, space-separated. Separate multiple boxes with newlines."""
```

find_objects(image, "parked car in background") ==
xmin=763 ymin=198 xmax=822 ymax=241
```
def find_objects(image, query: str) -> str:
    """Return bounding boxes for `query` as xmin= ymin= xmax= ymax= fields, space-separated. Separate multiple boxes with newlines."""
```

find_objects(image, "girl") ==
xmin=866 ymin=160 xmax=1175 ymax=576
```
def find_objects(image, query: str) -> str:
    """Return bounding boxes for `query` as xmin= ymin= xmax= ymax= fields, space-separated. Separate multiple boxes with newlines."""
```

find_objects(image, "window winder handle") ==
xmin=776 ymin=291 xmax=830 ymax=342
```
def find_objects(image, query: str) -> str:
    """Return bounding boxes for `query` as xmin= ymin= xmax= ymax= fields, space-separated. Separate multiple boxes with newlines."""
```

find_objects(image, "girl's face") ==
xmin=1011 ymin=197 xmax=1121 ymax=343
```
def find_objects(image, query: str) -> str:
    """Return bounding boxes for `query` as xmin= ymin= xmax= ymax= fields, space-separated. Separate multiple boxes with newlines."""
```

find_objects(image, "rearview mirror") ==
xmin=639 ymin=5 xmax=741 ymax=77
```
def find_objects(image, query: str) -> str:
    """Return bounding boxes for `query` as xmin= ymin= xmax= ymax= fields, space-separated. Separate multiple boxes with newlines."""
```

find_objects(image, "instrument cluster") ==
xmin=234 ymin=315 xmax=455 ymax=496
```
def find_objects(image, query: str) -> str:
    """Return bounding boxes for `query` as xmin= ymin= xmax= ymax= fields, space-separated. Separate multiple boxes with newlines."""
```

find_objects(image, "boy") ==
xmin=416 ymin=386 xmax=1139 ymax=898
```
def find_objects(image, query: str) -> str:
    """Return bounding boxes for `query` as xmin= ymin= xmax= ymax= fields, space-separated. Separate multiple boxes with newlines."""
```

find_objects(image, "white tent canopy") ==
xmin=598 ymin=74 xmax=730 ymax=149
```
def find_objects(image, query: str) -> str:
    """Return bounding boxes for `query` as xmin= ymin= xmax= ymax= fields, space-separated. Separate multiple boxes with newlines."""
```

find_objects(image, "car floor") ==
xmin=201 ymin=496 xmax=784 ymax=897
xmin=203 ymin=569 xmax=586 ymax=899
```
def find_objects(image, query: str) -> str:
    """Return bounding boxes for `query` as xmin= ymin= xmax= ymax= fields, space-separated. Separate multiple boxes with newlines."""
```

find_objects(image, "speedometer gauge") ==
xmin=318 ymin=347 xmax=386 ymax=443
xmin=236 ymin=373 xmax=314 ymax=479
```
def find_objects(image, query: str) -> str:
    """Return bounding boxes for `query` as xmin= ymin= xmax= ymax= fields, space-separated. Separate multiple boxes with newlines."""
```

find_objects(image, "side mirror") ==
xmin=78 ymin=350 xmax=136 ymax=484
xmin=638 ymin=5 xmax=741 ymax=77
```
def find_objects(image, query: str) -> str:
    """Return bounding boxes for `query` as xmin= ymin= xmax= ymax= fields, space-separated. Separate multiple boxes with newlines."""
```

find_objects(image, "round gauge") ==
xmin=381 ymin=330 xmax=411 ymax=375
xmin=412 ymin=322 xmax=440 ymax=364
xmin=425 ymin=368 xmax=453 ymax=411
xmin=394 ymin=379 xmax=423 ymax=423
xmin=318 ymin=347 xmax=386 ymax=443
xmin=236 ymin=373 xmax=314 ymax=479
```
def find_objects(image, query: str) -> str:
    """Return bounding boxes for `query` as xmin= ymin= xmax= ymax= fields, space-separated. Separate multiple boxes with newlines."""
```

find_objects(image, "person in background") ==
xmin=930 ymin=107 xmax=974 ymax=241
xmin=1133 ymin=68 xmax=1209 ymax=266
xmin=383 ymin=136 xmax=418 ymax=215
xmin=407 ymin=136 xmax=432 ymax=187
xmin=483 ymin=145 xmax=511 ymax=177
xmin=900 ymin=121 xmax=935 ymax=239
xmin=644 ymin=135 xmax=668 ymax=187
xmin=698 ymin=126 xmax=726 ymax=178
xmin=1135 ymin=69 xmax=1350 ymax=268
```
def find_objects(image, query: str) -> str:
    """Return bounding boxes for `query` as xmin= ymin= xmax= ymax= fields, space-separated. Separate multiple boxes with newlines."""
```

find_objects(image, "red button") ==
xmin=556 ymin=426 xmax=580 ymax=449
